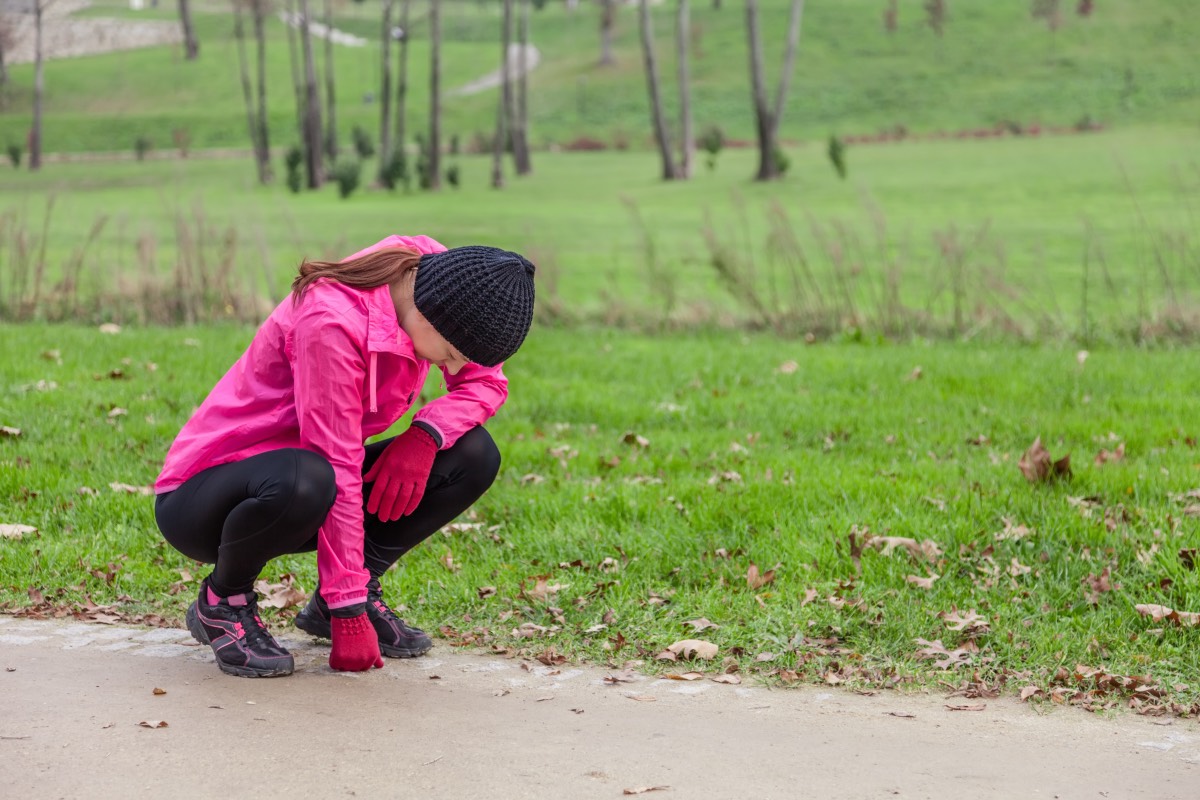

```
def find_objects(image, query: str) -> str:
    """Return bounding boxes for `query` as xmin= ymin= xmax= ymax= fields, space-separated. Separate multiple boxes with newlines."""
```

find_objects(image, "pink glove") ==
xmin=329 ymin=613 xmax=384 ymax=671
xmin=364 ymin=426 xmax=438 ymax=522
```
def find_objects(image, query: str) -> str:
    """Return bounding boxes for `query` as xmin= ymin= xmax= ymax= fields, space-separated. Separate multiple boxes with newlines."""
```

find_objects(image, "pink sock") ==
xmin=207 ymin=586 xmax=249 ymax=607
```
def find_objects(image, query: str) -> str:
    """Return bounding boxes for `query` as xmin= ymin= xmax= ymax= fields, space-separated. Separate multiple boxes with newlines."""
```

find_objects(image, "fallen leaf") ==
xmin=0 ymin=426 xmax=20 ymax=438
xmin=666 ymin=639 xmax=719 ymax=660
xmin=801 ymin=588 xmax=819 ymax=606
xmin=684 ymin=617 xmax=720 ymax=632
xmin=776 ymin=360 xmax=798 ymax=374
xmin=906 ymin=574 xmax=939 ymax=590
xmin=1135 ymin=604 xmax=1200 ymax=627
xmin=98 ymin=323 xmax=121 ymax=335
xmin=746 ymin=563 xmax=776 ymax=589
xmin=915 ymin=638 xmax=972 ymax=669
xmin=137 ymin=720 xmax=168 ymax=729
xmin=1018 ymin=437 xmax=1071 ymax=483
xmin=938 ymin=609 xmax=990 ymax=634
xmin=152 ymin=688 xmax=166 ymax=696
xmin=711 ymin=674 xmax=741 ymax=685
xmin=885 ymin=711 xmax=916 ymax=719
xmin=109 ymin=482 xmax=153 ymax=496
xmin=623 ymin=787 xmax=669 ymax=795
xmin=603 ymin=670 xmax=637 ymax=684
xmin=0 ymin=524 xmax=37 ymax=540
xmin=477 ymin=586 xmax=497 ymax=599
xmin=622 ymin=432 xmax=650 ymax=449
xmin=945 ymin=704 xmax=986 ymax=712
xmin=253 ymin=575 xmax=307 ymax=610
xmin=1020 ymin=686 xmax=1044 ymax=701
xmin=664 ymin=672 xmax=705 ymax=681
xmin=869 ymin=536 xmax=943 ymax=562
xmin=520 ymin=473 xmax=545 ymax=485
xmin=623 ymin=694 xmax=657 ymax=702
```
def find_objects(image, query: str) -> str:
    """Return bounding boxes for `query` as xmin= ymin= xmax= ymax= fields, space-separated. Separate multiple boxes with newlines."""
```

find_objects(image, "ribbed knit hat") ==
xmin=414 ymin=246 xmax=536 ymax=367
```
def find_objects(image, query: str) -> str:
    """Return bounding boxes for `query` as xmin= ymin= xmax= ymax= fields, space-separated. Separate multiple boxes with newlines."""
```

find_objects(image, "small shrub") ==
xmin=827 ymin=135 xmax=847 ymax=180
xmin=134 ymin=136 xmax=154 ymax=161
xmin=351 ymin=125 xmax=375 ymax=159
xmin=379 ymin=145 xmax=409 ymax=191
xmin=772 ymin=146 xmax=791 ymax=177
xmin=446 ymin=164 xmax=460 ymax=188
xmin=414 ymin=134 xmax=434 ymax=190
xmin=699 ymin=125 xmax=724 ymax=171
xmin=330 ymin=156 xmax=362 ymax=199
xmin=6 ymin=143 xmax=20 ymax=169
xmin=284 ymin=145 xmax=304 ymax=194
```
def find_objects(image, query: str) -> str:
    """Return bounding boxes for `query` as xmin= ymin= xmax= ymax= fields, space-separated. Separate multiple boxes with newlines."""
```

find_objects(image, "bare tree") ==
xmin=233 ymin=0 xmax=271 ymax=183
xmin=511 ymin=0 xmax=533 ymax=175
xmin=638 ymin=0 xmax=676 ymax=180
xmin=599 ymin=0 xmax=616 ymax=67
xmin=284 ymin=0 xmax=306 ymax=136
xmin=492 ymin=0 xmax=514 ymax=189
xmin=252 ymin=0 xmax=271 ymax=177
xmin=0 ymin=17 xmax=10 ymax=89
xmin=745 ymin=0 xmax=804 ymax=181
xmin=298 ymin=0 xmax=324 ymax=187
xmin=427 ymin=0 xmax=441 ymax=190
xmin=30 ymin=0 xmax=48 ymax=170
xmin=178 ymin=0 xmax=200 ymax=60
xmin=676 ymin=0 xmax=692 ymax=179
xmin=923 ymin=0 xmax=946 ymax=38
xmin=394 ymin=0 xmax=411 ymax=158
xmin=322 ymin=0 xmax=338 ymax=160
xmin=378 ymin=0 xmax=395 ymax=181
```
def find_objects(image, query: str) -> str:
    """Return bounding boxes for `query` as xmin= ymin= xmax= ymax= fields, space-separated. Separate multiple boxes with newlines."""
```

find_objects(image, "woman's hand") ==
xmin=329 ymin=613 xmax=384 ymax=671
xmin=364 ymin=426 xmax=438 ymax=522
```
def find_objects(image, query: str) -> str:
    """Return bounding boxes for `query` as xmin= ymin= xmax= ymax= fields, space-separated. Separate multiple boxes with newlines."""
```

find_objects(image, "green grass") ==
xmin=2 ymin=128 xmax=1198 ymax=339
xmin=1 ymin=0 xmax=1198 ymax=153
xmin=2 ymin=323 xmax=1199 ymax=707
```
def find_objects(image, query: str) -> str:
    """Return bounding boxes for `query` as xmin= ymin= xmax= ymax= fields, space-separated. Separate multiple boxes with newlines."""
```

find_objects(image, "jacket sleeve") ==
xmin=412 ymin=362 xmax=509 ymax=449
xmin=290 ymin=305 xmax=370 ymax=610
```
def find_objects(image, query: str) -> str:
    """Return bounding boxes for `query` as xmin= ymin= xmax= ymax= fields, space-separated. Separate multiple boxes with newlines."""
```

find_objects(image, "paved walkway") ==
xmin=1 ymin=614 xmax=1197 ymax=799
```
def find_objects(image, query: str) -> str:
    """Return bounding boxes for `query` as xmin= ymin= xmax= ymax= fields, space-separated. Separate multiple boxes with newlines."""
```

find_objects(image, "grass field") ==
xmin=2 ymin=322 xmax=1199 ymax=710
xmin=2 ymin=126 xmax=1198 ymax=340
xmin=1 ymin=0 xmax=1198 ymax=153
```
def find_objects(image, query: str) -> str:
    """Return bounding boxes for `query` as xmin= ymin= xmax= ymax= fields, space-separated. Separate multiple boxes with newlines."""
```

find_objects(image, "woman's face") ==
xmin=400 ymin=305 xmax=470 ymax=375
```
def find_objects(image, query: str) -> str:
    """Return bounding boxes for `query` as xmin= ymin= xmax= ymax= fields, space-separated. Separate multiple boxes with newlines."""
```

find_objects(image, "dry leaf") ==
xmin=109 ymin=482 xmax=153 ymax=496
xmin=885 ymin=711 xmax=916 ymax=718
xmin=1020 ymin=685 xmax=1044 ymax=701
xmin=152 ymin=688 xmax=166 ymax=696
xmin=623 ymin=694 xmax=657 ymax=702
xmin=684 ymin=618 xmax=720 ymax=632
xmin=665 ymin=672 xmax=705 ymax=681
xmin=939 ymin=609 xmax=990 ymax=634
xmin=1135 ymin=604 xmax=1200 ymax=628
xmin=915 ymin=638 xmax=972 ymax=669
xmin=604 ymin=670 xmax=637 ymax=684
xmin=137 ymin=720 xmax=168 ymax=729
xmin=98 ymin=323 xmax=121 ymax=335
xmin=1018 ymin=437 xmax=1071 ymax=483
xmin=477 ymin=586 xmax=497 ymax=599
xmin=1094 ymin=443 xmax=1125 ymax=466
xmin=746 ymin=563 xmax=777 ymax=589
xmin=0 ymin=524 xmax=37 ymax=540
xmin=711 ymin=674 xmax=741 ymax=685
xmin=869 ymin=536 xmax=943 ymax=562
xmin=945 ymin=704 xmax=987 ymax=712
xmin=622 ymin=432 xmax=650 ymax=449
xmin=777 ymin=360 xmax=798 ymax=374
xmin=623 ymin=787 xmax=669 ymax=795
xmin=0 ymin=426 xmax=21 ymax=437
xmin=253 ymin=575 xmax=307 ymax=610
xmin=666 ymin=639 xmax=719 ymax=660
xmin=905 ymin=574 xmax=939 ymax=590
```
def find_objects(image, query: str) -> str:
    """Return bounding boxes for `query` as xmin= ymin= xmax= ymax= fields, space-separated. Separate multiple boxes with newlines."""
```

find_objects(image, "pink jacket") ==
xmin=155 ymin=235 xmax=509 ymax=609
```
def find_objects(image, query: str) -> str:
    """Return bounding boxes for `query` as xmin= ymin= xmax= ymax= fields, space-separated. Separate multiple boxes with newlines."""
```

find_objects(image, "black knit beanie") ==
xmin=413 ymin=246 xmax=536 ymax=367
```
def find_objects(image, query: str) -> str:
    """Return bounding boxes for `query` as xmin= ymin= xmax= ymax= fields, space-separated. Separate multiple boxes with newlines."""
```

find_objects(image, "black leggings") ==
xmin=154 ymin=426 xmax=501 ymax=596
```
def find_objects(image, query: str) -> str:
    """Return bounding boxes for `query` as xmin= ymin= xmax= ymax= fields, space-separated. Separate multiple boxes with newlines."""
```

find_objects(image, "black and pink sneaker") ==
xmin=295 ymin=578 xmax=433 ymax=658
xmin=186 ymin=579 xmax=294 ymax=678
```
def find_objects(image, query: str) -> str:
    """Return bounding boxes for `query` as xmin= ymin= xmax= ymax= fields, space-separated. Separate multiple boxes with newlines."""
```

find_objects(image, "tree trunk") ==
xmin=299 ymin=0 xmax=324 ymax=187
xmin=395 ymin=0 xmax=411 ymax=158
xmin=428 ymin=0 xmax=441 ymax=190
xmin=378 ymin=0 xmax=395 ymax=180
xmin=322 ymin=0 xmax=338 ymax=161
xmin=745 ymin=0 xmax=774 ymax=180
xmin=0 ymin=21 xmax=9 ymax=90
xmin=285 ymin=0 xmax=307 ymax=137
xmin=178 ymin=0 xmax=200 ymax=60
xmin=252 ymin=0 xmax=271 ymax=181
xmin=512 ymin=0 xmax=532 ymax=175
xmin=599 ymin=0 xmax=616 ymax=67
xmin=30 ymin=0 xmax=45 ymax=170
xmin=233 ymin=1 xmax=267 ymax=183
xmin=639 ymin=0 xmax=677 ymax=180
xmin=770 ymin=0 xmax=804 ymax=145
xmin=676 ymin=0 xmax=692 ymax=179
xmin=491 ymin=0 xmax=513 ymax=189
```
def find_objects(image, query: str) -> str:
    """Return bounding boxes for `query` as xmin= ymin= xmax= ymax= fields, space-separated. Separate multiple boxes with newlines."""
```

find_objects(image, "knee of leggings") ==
xmin=458 ymin=427 xmax=502 ymax=489
xmin=291 ymin=449 xmax=337 ymax=518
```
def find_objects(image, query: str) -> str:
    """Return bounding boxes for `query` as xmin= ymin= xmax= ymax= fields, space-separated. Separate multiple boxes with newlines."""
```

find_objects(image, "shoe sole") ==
xmin=295 ymin=610 xmax=433 ymax=658
xmin=186 ymin=603 xmax=294 ymax=678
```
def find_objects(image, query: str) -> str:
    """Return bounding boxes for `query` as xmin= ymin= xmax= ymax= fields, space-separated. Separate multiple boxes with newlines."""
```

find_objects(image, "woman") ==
xmin=154 ymin=235 xmax=535 ymax=677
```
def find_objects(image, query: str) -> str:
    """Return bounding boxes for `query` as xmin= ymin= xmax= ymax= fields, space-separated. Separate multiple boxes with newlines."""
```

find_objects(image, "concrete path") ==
xmin=1 ymin=614 xmax=1197 ymax=799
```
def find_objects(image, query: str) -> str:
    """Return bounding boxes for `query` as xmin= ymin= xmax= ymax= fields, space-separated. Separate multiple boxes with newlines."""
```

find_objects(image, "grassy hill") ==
xmin=0 ymin=0 xmax=1197 ymax=155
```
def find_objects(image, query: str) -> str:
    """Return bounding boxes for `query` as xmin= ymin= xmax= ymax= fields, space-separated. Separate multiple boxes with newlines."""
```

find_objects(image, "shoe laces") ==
xmin=231 ymin=598 xmax=277 ymax=650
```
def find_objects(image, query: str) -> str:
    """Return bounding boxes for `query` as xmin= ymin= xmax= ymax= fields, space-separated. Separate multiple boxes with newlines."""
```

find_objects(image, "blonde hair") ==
xmin=291 ymin=246 xmax=422 ymax=304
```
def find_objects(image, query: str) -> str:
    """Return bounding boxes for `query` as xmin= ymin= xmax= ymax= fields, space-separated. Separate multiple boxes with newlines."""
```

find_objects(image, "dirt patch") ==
xmin=4 ymin=0 xmax=182 ymax=65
